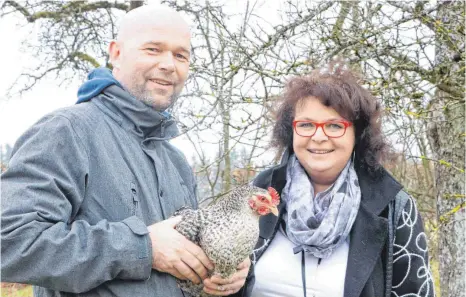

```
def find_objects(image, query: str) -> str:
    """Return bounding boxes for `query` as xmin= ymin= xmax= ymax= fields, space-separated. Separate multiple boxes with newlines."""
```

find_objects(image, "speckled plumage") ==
xmin=174 ymin=185 xmax=273 ymax=297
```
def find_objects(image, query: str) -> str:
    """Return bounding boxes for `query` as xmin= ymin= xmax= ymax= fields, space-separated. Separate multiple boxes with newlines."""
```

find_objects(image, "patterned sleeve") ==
xmin=391 ymin=196 xmax=436 ymax=297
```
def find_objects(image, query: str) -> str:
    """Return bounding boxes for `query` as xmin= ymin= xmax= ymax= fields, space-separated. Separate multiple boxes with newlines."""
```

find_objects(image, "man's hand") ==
xmin=147 ymin=216 xmax=214 ymax=284
xmin=202 ymin=257 xmax=251 ymax=296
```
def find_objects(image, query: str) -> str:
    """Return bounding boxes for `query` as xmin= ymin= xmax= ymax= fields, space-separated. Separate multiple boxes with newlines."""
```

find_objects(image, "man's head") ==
xmin=109 ymin=5 xmax=191 ymax=111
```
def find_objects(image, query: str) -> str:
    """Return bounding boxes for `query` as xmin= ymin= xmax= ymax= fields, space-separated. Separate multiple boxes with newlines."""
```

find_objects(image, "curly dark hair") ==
xmin=272 ymin=61 xmax=387 ymax=172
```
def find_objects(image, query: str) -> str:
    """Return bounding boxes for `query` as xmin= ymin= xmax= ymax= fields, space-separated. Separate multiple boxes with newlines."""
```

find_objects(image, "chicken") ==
xmin=174 ymin=185 xmax=280 ymax=297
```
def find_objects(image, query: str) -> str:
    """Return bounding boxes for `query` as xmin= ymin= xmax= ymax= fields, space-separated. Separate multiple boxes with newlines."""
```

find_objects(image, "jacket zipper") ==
xmin=160 ymin=119 xmax=166 ymax=138
xmin=131 ymin=182 xmax=139 ymax=216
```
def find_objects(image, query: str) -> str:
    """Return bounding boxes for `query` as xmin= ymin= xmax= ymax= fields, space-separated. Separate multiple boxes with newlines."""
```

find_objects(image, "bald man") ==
xmin=1 ymin=5 xmax=249 ymax=297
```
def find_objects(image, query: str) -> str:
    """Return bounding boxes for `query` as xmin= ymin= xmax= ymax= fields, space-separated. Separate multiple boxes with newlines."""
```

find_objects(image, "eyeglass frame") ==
xmin=292 ymin=120 xmax=353 ymax=138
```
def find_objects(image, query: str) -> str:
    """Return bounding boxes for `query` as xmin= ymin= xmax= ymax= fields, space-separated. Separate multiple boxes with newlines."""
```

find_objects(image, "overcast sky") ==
xmin=0 ymin=8 xmax=81 ymax=146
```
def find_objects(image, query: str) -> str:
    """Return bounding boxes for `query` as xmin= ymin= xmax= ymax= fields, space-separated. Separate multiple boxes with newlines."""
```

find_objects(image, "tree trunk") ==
xmin=129 ymin=1 xmax=144 ymax=11
xmin=429 ymin=1 xmax=465 ymax=296
xmin=221 ymin=107 xmax=231 ymax=192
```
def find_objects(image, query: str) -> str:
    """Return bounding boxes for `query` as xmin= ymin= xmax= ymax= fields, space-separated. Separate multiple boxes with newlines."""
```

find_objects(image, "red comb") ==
xmin=268 ymin=187 xmax=280 ymax=206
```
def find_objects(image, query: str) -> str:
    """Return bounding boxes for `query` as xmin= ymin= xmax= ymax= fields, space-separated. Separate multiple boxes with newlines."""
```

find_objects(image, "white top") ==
xmin=251 ymin=230 xmax=349 ymax=297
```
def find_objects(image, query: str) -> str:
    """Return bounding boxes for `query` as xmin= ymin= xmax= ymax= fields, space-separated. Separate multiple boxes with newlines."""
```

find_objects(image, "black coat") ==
xmin=234 ymin=153 xmax=434 ymax=297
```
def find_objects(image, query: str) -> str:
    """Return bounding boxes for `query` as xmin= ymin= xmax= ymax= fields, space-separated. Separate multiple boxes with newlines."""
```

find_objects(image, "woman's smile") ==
xmin=308 ymin=148 xmax=335 ymax=154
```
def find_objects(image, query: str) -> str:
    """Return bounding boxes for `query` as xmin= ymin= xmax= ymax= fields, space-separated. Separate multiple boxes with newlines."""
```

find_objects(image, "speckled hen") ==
xmin=174 ymin=185 xmax=280 ymax=297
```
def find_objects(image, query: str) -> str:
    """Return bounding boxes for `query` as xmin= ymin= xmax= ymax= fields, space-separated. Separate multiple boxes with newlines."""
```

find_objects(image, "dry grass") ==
xmin=1 ymin=283 xmax=32 ymax=297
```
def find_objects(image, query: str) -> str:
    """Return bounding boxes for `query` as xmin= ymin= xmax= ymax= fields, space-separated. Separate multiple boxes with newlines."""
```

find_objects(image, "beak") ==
xmin=270 ymin=206 xmax=279 ymax=216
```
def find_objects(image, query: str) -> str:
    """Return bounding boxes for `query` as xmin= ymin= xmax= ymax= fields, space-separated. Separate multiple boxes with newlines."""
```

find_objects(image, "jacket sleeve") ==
xmin=392 ymin=196 xmax=435 ymax=297
xmin=1 ymin=115 xmax=152 ymax=293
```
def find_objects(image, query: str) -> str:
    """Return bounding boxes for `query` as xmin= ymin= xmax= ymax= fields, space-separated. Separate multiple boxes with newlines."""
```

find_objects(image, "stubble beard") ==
xmin=126 ymin=76 xmax=178 ymax=111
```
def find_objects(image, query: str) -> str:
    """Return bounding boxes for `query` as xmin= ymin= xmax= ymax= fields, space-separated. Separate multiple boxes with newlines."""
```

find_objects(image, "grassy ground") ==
xmin=1 ymin=283 xmax=32 ymax=297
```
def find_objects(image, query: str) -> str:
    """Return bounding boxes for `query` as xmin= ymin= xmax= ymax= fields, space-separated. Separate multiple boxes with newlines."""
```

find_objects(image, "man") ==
xmin=1 ymin=5 xmax=249 ymax=297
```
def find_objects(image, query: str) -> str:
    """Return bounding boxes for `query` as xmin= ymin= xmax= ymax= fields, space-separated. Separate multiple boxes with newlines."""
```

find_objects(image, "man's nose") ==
xmin=312 ymin=126 xmax=328 ymax=142
xmin=157 ymin=52 xmax=175 ymax=73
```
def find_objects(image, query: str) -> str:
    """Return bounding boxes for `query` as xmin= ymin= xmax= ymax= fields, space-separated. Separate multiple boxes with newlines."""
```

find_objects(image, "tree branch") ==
xmin=3 ymin=0 xmax=128 ymax=22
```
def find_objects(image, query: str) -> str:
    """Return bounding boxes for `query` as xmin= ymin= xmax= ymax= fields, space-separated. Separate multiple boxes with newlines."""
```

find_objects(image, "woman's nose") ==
xmin=312 ymin=126 xmax=328 ymax=141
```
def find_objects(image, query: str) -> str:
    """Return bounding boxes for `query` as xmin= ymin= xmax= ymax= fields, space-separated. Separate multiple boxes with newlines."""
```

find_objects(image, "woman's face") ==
xmin=292 ymin=96 xmax=355 ymax=185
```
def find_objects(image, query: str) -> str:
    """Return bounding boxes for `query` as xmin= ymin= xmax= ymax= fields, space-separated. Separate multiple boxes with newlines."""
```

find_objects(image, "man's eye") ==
xmin=147 ymin=48 xmax=160 ymax=52
xmin=176 ymin=53 xmax=187 ymax=60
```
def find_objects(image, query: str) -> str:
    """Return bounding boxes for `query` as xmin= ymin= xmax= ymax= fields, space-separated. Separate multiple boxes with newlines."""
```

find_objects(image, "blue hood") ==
xmin=76 ymin=67 xmax=171 ymax=118
xmin=77 ymin=67 xmax=123 ymax=104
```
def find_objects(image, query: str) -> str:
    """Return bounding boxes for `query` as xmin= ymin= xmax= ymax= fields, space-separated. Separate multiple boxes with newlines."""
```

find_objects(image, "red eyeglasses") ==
xmin=292 ymin=120 xmax=352 ymax=138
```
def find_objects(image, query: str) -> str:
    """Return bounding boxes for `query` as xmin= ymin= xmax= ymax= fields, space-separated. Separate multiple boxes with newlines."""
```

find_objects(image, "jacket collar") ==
xmin=91 ymin=85 xmax=179 ymax=140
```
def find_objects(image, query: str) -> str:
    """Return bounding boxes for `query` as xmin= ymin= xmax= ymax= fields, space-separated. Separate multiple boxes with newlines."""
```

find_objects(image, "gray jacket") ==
xmin=1 ymin=85 xmax=197 ymax=296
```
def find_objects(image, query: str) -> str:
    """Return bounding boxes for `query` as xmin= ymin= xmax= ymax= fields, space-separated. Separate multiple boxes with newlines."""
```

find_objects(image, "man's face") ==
xmin=111 ymin=24 xmax=191 ymax=111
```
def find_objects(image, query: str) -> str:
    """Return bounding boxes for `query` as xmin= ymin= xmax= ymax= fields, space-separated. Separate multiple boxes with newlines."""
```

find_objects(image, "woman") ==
xmin=237 ymin=63 xmax=434 ymax=297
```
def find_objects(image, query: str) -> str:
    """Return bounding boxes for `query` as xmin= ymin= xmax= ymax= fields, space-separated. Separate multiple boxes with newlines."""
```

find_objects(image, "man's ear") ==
xmin=108 ymin=40 xmax=121 ymax=69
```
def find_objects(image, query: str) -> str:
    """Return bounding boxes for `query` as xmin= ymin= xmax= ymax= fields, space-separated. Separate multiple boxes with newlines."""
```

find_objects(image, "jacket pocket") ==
xmin=130 ymin=182 xmax=139 ymax=216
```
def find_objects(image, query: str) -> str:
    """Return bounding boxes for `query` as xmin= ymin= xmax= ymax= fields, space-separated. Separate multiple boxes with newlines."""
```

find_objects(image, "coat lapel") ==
xmin=344 ymin=167 xmax=402 ymax=297
xmin=344 ymin=202 xmax=388 ymax=297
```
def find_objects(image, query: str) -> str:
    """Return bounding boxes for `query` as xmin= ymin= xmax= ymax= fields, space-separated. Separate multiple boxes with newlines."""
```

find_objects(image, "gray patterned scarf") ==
xmin=282 ymin=154 xmax=361 ymax=258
